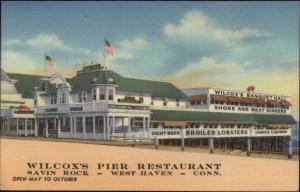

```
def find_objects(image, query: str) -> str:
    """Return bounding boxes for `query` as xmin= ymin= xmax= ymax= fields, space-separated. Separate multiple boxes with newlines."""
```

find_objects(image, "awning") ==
xmin=268 ymin=100 xmax=278 ymax=105
xmin=189 ymin=95 xmax=207 ymax=102
xmin=254 ymin=98 xmax=267 ymax=105
xmin=164 ymin=121 xmax=187 ymax=127
xmin=211 ymin=95 xmax=226 ymax=102
xmin=151 ymin=110 xmax=297 ymax=125
xmin=226 ymin=96 xmax=241 ymax=103
xmin=240 ymin=97 xmax=255 ymax=104
xmin=279 ymin=100 xmax=292 ymax=106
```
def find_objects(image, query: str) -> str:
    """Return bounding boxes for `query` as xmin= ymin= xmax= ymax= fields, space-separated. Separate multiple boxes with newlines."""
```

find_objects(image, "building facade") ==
xmin=0 ymin=64 xmax=297 ymax=157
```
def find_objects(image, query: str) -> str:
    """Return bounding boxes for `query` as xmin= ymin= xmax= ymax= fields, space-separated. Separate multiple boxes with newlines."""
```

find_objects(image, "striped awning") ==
xmin=211 ymin=95 xmax=226 ymax=101
xmin=268 ymin=100 xmax=278 ymax=105
xmin=240 ymin=97 xmax=255 ymax=104
xmin=279 ymin=100 xmax=292 ymax=106
xmin=189 ymin=95 xmax=207 ymax=102
xmin=227 ymin=96 xmax=241 ymax=103
xmin=254 ymin=98 xmax=267 ymax=105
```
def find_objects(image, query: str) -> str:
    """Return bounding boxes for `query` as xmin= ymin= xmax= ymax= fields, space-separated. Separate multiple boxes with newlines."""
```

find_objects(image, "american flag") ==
xmin=105 ymin=40 xmax=115 ymax=55
xmin=45 ymin=55 xmax=55 ymax=66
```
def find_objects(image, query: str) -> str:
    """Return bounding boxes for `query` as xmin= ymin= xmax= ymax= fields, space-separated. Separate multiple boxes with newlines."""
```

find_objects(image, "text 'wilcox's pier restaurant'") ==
xmin=0 ymin=64 xmax=297 ymax=157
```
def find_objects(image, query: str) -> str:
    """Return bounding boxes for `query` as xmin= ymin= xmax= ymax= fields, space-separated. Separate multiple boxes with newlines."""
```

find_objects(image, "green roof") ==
xmin=67 ymin=70 xmax=187 ymax=99
xmin=36 ymin=80 xmax=57 ymax=95
xmin=151 ymin=110 xmax=297 ymax=124
xmin=7 ymin=73 xmax=47 ymax=98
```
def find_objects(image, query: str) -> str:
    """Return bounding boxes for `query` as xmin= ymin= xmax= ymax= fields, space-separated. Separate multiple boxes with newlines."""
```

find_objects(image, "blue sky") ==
xmin=1 ymin=1 xmax=299 ymax=118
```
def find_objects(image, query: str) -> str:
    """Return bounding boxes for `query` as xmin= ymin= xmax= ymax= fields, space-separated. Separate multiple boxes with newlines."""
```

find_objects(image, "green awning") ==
xmin=151 ymin=110 xmax=297 ymax=124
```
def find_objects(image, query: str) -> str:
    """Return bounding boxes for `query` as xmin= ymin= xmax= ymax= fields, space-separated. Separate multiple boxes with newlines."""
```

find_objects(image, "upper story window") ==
xmin=108 ymin=89 xmax=114 ymax=100
xmin=139 ymin=97 xmax=144 ymax=103
xmin=99 ymin=88 xmax=105 ymax=100
xmin=79 ymin=91 xmax=87 ymax=103
xmin=92 ymin=88 xmax=97 ymax=101
xmin=60 ymin=92 xmax=66 ymax=104
xmin=163 ymin=98 xmax=167 ymax=106
xmin=50 ymin=94 xmax=57 ymax=104
xmin=176 ymin=98 xmax=179 ymax=107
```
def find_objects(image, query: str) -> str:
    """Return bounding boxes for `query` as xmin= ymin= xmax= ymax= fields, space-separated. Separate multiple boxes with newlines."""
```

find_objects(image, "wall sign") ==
xmin=149 ymin=127 xmax=291 ymax=139
xmin=14 ymin=110 xmax=34 ymax=114
xmin=70 ymin=106 xmax=83 ymax=111
xmin=117 ymin=96 xmax=142 ymax=104
xmin=45 ymin=108 xmax=58 ymax=112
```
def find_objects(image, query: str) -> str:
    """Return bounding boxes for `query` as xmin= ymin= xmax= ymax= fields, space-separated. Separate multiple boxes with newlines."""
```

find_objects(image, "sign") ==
xmin=213 ymin=89 xmax=288 ymax=100
xmin=70 ymin=106 xmax=83 ymax=111
xmin=108 ymin=104 xmax=149 ymax=110
xmin=210 ymin=89 xmax=292 ymax=114
xmin=45 ymin=108 xmax=58 ymax=112
xmin=118 ymin=96 xmax=142 ymax=104
xmin=14 ymin=110 xmax=34 ymax=114
xmin=77 ymin=64 xmax=105 ymax=75
xmin=149 ymin=127 xmax=291 ymax=139
xmin=211 ymin=105 xmax=289 ymax=114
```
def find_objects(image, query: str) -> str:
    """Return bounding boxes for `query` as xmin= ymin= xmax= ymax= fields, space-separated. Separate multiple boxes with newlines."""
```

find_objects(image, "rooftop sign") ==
xmin=77 ymin=64 xmax=105 ymax=75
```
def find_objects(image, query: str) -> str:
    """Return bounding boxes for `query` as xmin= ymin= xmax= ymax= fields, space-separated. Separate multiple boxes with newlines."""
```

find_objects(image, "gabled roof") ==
xmin=7 ymin=73 xmax=47 ymax=98
xmin=151 ymin=110 xmax=297 ymax=124
xmin=67 ymin=70 xmax=188 ymax=99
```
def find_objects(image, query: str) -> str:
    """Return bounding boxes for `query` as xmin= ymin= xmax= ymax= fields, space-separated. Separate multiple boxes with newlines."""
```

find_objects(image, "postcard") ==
xmin=0 ymin=1 xmax=299 ymax=191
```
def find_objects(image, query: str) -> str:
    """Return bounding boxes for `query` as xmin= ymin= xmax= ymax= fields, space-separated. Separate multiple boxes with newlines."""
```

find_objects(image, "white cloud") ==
xmin=3 ymin=39 xmax=22 ymax=46
xmin=163 ymin=10 xmax=267 ymax=53
xmin=1 ymin=50 xmax=41 ymax=73
xmin=108 ymin=38 xmax=150 ymax=61
xmin=26 ymin=33 xmax=94 ymax=56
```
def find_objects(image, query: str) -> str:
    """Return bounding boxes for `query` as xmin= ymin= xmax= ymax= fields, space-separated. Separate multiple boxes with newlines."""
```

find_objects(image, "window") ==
xmin=163 ymin=98 xmax=167 ymax=106
xmin=60 ymin=92 xmax=66 ymax=104
xmin=151 ymin=101 xmax=154 ymax=105
xmin=99 ymin=88 xmax=105 ymax=100
xmin=176 ymin=98 xmax=179 ymax=107
xmin=79 ymin=91 xmax=87 ymax=103
xmin=139 ymin=97 xmax=144 ymax=103
xmin=92 ymin=88 xmax=97 ymax=101
xmin=108 ymin=89 xmax=114 ymax=100
xmin=50 ymin=94 xmax=57 ymax=104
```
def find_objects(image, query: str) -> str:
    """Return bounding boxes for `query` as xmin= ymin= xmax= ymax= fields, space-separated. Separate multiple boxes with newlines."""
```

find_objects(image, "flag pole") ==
xmin=44 ymin=53 xmax=47 ymax=77
xmin=103 ymin=38 xmax=107 ymax=69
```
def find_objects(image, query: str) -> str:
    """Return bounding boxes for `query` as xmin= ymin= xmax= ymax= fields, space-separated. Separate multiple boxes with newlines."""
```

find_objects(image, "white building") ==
xmin=0 ymin=64 xmax=297 ymax=157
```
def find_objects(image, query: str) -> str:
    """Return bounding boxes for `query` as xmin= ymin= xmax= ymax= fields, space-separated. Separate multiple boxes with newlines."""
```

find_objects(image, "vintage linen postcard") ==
xmin=0 ymin=1 xmax=299 ymax=191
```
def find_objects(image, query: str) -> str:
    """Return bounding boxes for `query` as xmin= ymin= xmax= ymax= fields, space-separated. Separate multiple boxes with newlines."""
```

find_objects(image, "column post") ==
xmin=57 ymin=117 xmax=61 ymax=138
xmin=16 ymin=118 xmax=19 ymax=136
xmin=74 ymin=117 xmax=77 ymax=138
xmin=112 ymin=116 xmax=115 ymax=134
xmin=24 ymin=118 xmax=28 ymax=136
xmin=70 ymin=116 xmax=73 ymax=135
xmin=128 ymin=117 xmax=131 ymax=133
xmin=92 ymin=116 xmax=96 ymax=139
xmin=181 ymin=129 xmax=185 ymax=151
xmin=82 ymin=116 xmax=86 ymax=139
xmin=34 ymin=118 xmax=38 ymax=137
xmin=45 ymin=118 xmax=49 ymax=137
xmin=107 ymin=116 xmax=110 ymax=140
xmin=143 ymin=117 xmax=146 ymax=133
xmin=103 ymin=116 xmax=106 ymax=140
xmin=288 ymin=136 xmax=293 ymax=159
xmin=209 ymin=138 xmax=214 ymax=154
xmin=147 ymin=117 xmax=150 ymax=131
xmin=154 ymin=136 xmax=159 ymax=149
xmin=247 ymin=137 xmax=251 ymax=156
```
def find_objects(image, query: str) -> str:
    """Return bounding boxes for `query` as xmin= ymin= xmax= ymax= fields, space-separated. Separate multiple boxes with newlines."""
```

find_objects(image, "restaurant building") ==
xmin=0 ymin=64 xmax=297 ymax=157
